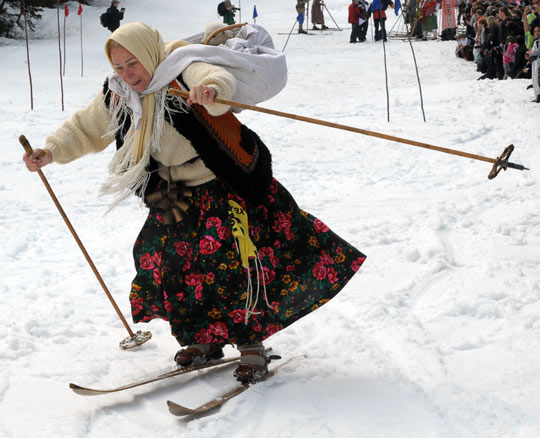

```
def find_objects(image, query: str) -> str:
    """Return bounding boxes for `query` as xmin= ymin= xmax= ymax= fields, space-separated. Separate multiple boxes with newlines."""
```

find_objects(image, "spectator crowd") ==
xmin=454 ymin=0 xmax=540 ymax=101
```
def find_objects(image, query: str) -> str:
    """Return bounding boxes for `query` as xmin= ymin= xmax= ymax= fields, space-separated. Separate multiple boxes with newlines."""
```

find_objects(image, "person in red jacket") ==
xmin=369 ymin=0 xmax=394 ymax=42
xmin=348 ymin=0 xmax=363 ymax=43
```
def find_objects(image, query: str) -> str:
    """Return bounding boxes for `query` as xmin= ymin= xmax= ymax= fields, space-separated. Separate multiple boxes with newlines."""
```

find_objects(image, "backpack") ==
xmin=100 ymin=11 xmax=110 ymax=28
xmin=217 ymin=1 xmax=227 ymax=16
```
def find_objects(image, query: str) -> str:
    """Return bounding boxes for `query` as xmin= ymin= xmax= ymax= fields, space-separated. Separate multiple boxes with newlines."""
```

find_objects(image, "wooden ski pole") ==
xmin=19 ymin=135 xmax=151 ymax=349
xmin=167 ymin=88 xmax=529 ymax=179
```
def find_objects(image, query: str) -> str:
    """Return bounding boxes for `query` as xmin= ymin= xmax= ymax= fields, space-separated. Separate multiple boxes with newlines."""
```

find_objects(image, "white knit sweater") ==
xmin=45 ymin=61 xmax=236 ymax=187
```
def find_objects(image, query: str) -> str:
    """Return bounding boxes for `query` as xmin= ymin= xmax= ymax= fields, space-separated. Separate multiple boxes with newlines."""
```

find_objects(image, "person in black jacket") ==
xmin=479 ymin=16 xmax=504 ymax=79
xmin=509 ymin=35 xmax=529 ymax=79
xmin=106 ymin=1 xmax=125 ymax=33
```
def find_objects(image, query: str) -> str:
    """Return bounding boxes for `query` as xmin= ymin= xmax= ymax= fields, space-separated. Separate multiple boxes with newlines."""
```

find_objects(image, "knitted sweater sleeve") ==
xmin=45 ymin=93 xmax=115 ymax=164
xmin=181 ymin=61 xmax=237 ymax=116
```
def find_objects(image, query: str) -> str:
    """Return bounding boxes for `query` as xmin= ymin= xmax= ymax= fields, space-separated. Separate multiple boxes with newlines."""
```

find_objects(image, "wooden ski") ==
xmin=167 ymin=355 xmax=306 ymax=416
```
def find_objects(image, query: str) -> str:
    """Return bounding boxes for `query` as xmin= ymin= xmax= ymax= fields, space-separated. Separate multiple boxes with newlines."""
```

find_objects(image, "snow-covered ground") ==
xmin=1 ymin=0 xmax=539 ymax=437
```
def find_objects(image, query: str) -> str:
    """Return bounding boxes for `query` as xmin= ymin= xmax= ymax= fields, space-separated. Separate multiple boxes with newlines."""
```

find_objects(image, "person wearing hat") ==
xmin=222 ymin=0 xmax=240 ymax=25
xmin=106 ymin=1 xmax=125 ymax=33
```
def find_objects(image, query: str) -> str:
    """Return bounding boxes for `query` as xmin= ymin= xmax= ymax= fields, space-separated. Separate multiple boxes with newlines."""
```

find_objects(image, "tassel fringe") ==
xmin=99 ymin=89 xmax=188 ymax=212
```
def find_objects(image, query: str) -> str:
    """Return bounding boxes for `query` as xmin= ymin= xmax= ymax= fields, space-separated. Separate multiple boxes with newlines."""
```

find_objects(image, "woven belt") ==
xmin=145 ymin=180 xmax=193 ymax=225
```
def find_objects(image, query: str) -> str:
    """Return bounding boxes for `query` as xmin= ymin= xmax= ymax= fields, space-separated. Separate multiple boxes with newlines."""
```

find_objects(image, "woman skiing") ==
xmin=22 ymin=22 xmax=365 ymax=383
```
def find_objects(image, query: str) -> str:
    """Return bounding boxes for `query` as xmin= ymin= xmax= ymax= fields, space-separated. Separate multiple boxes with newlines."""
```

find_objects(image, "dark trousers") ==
xmin=350 ymin=23 xmax=361 ymax=42
xmin=374 ymin=17 xmax=387 ymax=41
xmin=359 ymin=21 xmax=368 ymax=40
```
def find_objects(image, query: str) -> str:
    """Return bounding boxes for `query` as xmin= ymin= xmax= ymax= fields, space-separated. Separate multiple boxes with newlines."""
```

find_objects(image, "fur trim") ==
xmin=164 ymin=91 xmax=272 ymax=203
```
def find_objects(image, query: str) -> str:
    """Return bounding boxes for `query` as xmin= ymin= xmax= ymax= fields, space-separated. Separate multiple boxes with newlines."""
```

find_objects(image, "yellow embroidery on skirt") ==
xmin=228 ymin=200 xmax=273 ymax=324
xmin=228 ymin=200 xmax=257 ymax=268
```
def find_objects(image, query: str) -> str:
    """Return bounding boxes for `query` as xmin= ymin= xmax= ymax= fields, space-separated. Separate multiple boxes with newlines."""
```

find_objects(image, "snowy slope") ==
xmin=1 ymin=0 xmax=540 ymax=437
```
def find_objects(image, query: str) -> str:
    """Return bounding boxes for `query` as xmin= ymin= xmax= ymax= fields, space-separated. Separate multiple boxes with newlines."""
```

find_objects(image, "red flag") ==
xmin=77 ymin=2 xmax=83 ymax=15
xmin=64 ymin=4 xmax=69 ymax=17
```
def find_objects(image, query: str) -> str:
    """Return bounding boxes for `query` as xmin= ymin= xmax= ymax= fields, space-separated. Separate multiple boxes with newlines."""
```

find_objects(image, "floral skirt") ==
xmin=130 ymin=178 xmax=366 ymax=346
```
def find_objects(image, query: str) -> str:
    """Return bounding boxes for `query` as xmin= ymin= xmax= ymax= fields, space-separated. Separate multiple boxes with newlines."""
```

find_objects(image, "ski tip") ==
xmin=69 ymin=383 xmax=103 ymax=396
xmin=167 ymin=400 xmax=197 ymax=416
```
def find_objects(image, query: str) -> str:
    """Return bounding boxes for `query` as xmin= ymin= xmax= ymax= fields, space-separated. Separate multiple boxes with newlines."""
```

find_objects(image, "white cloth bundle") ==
xmin=108 ymin=24 xmax=288 ymax=130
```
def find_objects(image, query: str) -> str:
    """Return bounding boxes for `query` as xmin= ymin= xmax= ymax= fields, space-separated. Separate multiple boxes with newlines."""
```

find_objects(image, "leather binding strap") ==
xmin=168 ymin=79 xmax=259 ymax=174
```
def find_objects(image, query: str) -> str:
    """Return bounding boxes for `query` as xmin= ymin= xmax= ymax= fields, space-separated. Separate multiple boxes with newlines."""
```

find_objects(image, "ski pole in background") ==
xmin=167 ymin=89 xmax=529 ymax=179
xmin=19 ymin=135 xmax=152 ymax=349
xmin=282 ymin=17 xmax=299 ymax=52
xmin=322 ymin=1 xmax=342 ymax=30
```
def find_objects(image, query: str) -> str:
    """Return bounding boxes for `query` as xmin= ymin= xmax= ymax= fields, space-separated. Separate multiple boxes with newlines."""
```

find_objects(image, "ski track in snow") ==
xmin=1 ymin=0 xmax=540 ymax=437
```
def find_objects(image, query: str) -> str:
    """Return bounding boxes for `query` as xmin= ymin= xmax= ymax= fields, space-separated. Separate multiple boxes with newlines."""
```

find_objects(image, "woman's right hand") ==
xmin=22 ymin=148 xmax=52 ymax=172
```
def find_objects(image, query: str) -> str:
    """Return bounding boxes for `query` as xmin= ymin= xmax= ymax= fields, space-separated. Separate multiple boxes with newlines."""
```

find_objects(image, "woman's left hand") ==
xmin=187 ymin=85 xmax=216 ymax=106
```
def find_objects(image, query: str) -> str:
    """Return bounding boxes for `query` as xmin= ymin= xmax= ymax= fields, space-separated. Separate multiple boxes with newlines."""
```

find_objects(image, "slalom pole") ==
xmin=307 ymin=0 xmax=310 ymax=30
xmin=56 ymin=0 xmax=64 ymax=111
xmin=22 ymin=0 xmax=34 ymax=110
xmin=62 ymin=4 xmax=67 ymax=76
xmin=403 ymin=15 xmax=426 ymax=122
xmin=80 ymin=11 xmax=83 ymax=77
xmin=19 ymin=135 xmax=152 ymax=349
xmin=378 ymin=15 xmax=391 ymax=122
xmin=78 ymin=1 xmax=84 ymax=77
xmin=167 ymin=88 xmax=529 ymax=179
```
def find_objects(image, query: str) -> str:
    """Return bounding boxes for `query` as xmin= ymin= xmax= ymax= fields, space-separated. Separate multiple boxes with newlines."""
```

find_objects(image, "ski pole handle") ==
xmin=19 ymin=134 xmax=33 ymax=155
xmin=20 ymin=134 xmax=47 ymax=158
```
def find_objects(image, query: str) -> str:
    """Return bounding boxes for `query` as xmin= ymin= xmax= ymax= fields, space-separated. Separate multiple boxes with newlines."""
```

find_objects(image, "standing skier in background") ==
xmin=221 ymin=0 xmax=240 ymax=25
xmin=311 ymin=0 xmax=329 ymax=30
xmin=22 ymin=22 xmax=365 ymax=384
xmin=105 ymin=1 xmax=125 ymax=33
xmin=296 ymin=0 xmax=308 ymax=34
xmin=349 ymin=0 xmax=363 ymax=43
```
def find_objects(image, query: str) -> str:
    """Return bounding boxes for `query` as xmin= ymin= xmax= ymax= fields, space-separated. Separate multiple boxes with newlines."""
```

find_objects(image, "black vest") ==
xmin=103 ymin=79 xmax=273 ymax=204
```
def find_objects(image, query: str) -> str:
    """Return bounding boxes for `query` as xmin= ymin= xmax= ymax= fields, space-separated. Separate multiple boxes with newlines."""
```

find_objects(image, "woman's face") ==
xmin=110 ymin=45 xmax=152 ymax=93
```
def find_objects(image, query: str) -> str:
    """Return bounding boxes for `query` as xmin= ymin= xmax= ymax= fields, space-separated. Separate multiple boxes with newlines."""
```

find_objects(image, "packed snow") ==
xmin=1 ymin=0 xmax=539 ymax=437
